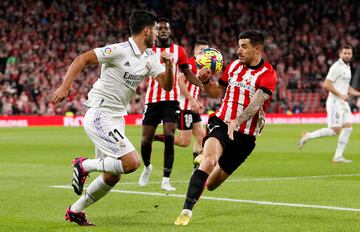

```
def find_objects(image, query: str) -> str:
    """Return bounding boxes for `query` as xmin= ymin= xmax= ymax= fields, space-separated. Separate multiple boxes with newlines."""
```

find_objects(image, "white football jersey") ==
xmin=84 ymin=38 xmax=165 ymax=116
xmin=326 ymin=58 xmax=352 ymax=104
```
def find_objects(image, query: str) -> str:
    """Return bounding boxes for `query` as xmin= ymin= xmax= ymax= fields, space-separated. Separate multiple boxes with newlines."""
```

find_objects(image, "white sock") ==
xmin=334 ymin=128 xmax=353 ymax=159
xmin=181 ymin=209 xmax=192 ymax=217
xmin=306 ymin=128 xmax=336 ymax=140
xmin=162 ymin=177 xmax=170 ymax=184
xmin=71 ymin=175 xmax=112 ymax=212
xmin=82 ymin=157 xmax=124 ymax=175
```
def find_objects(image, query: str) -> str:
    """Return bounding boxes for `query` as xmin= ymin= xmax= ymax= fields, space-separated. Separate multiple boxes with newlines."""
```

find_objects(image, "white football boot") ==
xmin=161 ymin=177 xmax=176 ymax=191
xmin=139 ymin=164 xmax=153 ymax=187
xmin=298 ymin=132 xmax=309 ymax=150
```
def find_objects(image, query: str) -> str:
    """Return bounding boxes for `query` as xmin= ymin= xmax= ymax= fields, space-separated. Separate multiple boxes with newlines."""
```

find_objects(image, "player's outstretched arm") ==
xmin=348 ymin=86 xmax=360 ymax=97
xmin=178 ymin=74 xmax=200 ymax=113
xmin=156 ymin=51 xmax=174 ymax=91
xmin=198 ymin=68 xmax=225 ymax=98
xmin=52 ymin=50 xmax=99 ymax=103
xmin=182 ymin=67 xmax=203 ymax=88
xmin=227 ymin=89 xmax=270 ymax=140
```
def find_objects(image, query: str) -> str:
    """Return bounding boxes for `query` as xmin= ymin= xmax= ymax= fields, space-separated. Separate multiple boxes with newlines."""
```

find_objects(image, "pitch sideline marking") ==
xmin=89 ymin=173 xmax=360 ymax=185
xmin=50 ymin=185 xmax=360 ymax=213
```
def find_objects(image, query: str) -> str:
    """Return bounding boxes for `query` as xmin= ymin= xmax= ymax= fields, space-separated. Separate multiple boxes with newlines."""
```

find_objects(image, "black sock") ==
xmin=193 ymin=152 xmax=199 ymax=168
xmin=141 ymin=141 xmax=152 ymax=167
xmin=163 ymin=134 xmax=174 ymax=177
xmin=183 ymin=169 xmax=209 ymax=210
xmin=193 ymin=152 xmax=199 ymax=160
xmin=154 ymin=134 xmax=165 ymax=142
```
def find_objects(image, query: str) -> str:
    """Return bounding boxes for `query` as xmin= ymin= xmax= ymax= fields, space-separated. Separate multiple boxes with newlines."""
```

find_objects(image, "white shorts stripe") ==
xmin=94 ymin=111 xmax=120 ymax=154
xmin=84 ymin=108 xmax=136 ymax=159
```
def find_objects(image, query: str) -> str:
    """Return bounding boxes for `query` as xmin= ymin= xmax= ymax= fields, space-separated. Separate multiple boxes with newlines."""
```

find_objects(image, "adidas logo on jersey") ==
xmin=124 ymin=61 xmax=131 ymax=66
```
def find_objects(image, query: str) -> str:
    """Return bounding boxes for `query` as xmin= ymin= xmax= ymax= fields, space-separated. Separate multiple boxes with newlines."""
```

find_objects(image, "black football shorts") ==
xmin=177 ymin=110 xmax=202 ymax=130
xmin=203 ymin=116 xmax=256 ymax=175
xmin=142 ymin=101 xmax=180 ymax=126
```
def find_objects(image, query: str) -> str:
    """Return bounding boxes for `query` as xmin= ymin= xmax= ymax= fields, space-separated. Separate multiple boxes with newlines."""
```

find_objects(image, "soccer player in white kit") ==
xmin=298 ymin=45 xmax=360 ymax=163
xmin=52 ymin=10 xmax=174 ymax=226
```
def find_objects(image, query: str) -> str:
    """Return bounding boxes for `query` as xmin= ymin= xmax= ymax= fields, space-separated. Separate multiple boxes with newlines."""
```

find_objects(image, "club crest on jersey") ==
xmin=103 ymin=47 xmax=112 ymax=55
xmin=244 ymin=75 xmax=253 ymax=85
xmin=118 ymin=141 xmax=126 ymax=148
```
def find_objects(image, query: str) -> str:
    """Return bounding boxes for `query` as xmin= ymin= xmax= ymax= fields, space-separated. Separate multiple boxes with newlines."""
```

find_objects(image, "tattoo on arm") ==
xmin=236 ymin=89 xmax=270 ymax=125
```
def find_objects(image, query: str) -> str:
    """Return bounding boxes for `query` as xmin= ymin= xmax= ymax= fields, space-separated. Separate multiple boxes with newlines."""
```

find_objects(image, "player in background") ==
xmin=154 ymin=40 xmax=209 ymax=168
xmin=52 ymin=10 xmax=174 ymax=226
xmin=139 ymin=18 xmax=203 ymax=191
xmin=298 ymin=45 xmax=360 ymax=163
xmin=174 ymin=30 xmax=277 ymax=226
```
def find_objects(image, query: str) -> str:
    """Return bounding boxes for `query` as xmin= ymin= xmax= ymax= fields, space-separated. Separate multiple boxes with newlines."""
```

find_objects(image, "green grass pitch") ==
xmin=1 ymin=124 xmax=360 ymax=231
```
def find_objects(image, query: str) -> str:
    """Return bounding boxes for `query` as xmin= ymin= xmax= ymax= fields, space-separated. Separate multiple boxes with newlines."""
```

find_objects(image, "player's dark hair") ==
xmin=129 ymin=10 xmax=157 ymax=35
xmin=340 ymin=44 xmax=353 ymax=51
xmin=238 ymin=30 xmax=265 ymax=47
xmin=195 ymin=40 xmax=209 ymax=47
xmin=156 ymin=17 xmax=170 ymax=24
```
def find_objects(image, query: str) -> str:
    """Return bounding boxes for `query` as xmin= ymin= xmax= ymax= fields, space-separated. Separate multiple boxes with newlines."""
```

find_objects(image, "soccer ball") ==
xmin=195 ymin=48 xmax=224 ymax=74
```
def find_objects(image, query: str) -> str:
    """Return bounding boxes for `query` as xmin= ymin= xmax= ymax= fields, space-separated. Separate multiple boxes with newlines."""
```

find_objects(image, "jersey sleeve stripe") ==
xmin=259 ymin=87 xmax=272 ymax=96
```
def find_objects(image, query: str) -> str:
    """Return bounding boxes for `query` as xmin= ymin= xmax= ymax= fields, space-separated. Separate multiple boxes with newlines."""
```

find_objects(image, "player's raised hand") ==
xmin=160 ymin=51 xmax=173 ymax=65
xmin=52 ymin=85 xmax=69 ymax=103
xmin=197 ymin=68 xmax=211 ymax=83
xmin=226 ymin=119 xmax=239 ymax=140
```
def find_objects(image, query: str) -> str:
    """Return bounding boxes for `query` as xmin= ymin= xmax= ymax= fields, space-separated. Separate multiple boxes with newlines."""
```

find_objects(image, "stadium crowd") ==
xmin=1 ymin=0 xmax=359 ymax=115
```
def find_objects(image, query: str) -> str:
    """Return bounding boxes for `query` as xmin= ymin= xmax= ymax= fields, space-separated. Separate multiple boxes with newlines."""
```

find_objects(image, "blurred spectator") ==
xmin=350 ymin=97 xmax=359 ymax=112
xmin=292 ymin=101 xmax=304 ymax=114
xmin=0 ymin=0 xmax=359 ymax=115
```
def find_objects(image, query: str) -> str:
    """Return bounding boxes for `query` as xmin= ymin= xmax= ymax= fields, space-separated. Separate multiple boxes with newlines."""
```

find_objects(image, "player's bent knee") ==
xmin=330 ymin=127 xmax=341 ymax=135
xmin=200 ymin=156 xmax=217 ymax=173
xmin=203 ymin=156 xmax=217 ymax=166
xmin=121 ymin=152 xmax=141 ymax=173
xmin=124 ymin=159 xmax=140 ymax=173
xmin=193 ymin=129 xmax=205 ymax=139
xmin=343 ymin=123 xmax=352 ymax=129
xmin=178 ymin=138 xmax=191 ymax=147
xmin=141 ymin=138 xmax=152 ymax=145
xmin=177 ymin=131 xmax=192 ymax=147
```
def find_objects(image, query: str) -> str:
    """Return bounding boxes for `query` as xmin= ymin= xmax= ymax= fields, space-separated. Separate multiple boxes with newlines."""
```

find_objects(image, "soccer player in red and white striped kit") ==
xmin=154 ymin=40 xmax=209 ymax=168
xmin=139 ymin=17 xmax=203 ymax=191
xmin=175 ymin=30 xmax=277 ymax=225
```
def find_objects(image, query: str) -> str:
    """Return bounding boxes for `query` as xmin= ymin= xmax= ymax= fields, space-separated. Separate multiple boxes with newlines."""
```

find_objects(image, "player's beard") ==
xmin=145 ymin=35 xmax=154 ymax=48
xmin=342 ymin=57 xmax=351 ymax=64
xmin=239 ymin=56 xmax=250 ymax=66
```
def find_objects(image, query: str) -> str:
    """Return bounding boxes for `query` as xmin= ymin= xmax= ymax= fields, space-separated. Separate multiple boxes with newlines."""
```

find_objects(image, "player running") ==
xmin=52 ymin=10 xmax=174 ymax=226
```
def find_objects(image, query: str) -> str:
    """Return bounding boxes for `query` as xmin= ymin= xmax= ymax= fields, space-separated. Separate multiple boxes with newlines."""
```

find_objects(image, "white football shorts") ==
xmin=83 ymin=107 xmax=136 ymax=159
xmin=326 ymin=99 xmax=352 ymax=128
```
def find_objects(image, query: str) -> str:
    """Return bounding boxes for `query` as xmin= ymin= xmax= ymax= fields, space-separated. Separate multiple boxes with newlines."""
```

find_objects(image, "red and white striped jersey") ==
xmin=145 ymin=44 xmax=189 ymax=103
xmin=178 ymin=56 xmax=200 ymax=110
xmin=215 ymin=59 xmax=277 ymax=136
